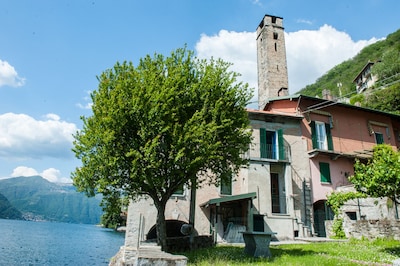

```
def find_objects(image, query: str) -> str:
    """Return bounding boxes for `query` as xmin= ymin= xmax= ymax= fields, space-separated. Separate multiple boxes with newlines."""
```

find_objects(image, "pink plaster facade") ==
xmin=264 ymin=95 xmax=400 ymax=236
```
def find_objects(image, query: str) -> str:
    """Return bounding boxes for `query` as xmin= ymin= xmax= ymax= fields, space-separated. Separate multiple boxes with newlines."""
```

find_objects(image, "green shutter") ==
xmin=277 ymin=129 xmax=285 ymax=160
xmin=310 ymin=121 xmax=317 ymax=149
xmin=260 ymin=128 xmax=267 ymax=158
xmin=375 ymin=133 xmax=384 ymax=144
xmin=325 ymin=123 xmax=334 ymax=151
xmin=319 ymin=162 xmax=331 ymax=183
xmin=221 ymin=174 xmax=232 ymax=195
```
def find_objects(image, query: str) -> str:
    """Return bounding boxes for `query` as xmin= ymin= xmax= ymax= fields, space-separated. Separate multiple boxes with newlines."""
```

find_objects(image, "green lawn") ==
xmin=181 ymin=238 xmax=400 ymax=265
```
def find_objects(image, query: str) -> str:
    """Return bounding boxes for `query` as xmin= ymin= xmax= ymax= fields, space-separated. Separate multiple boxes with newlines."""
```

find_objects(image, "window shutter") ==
xmin=277 ymin=129 xmax=285 ymax=160
xmin=260 ymin=128 xmax=267 ymax=158
xmin=375 ymin=133 xmax=384 ymax=144
xmin=310 ymin=121 xmax=317 ymax=149
xmin=220 ymin=174 xmax=232 ymax=195
xmin=319 ymin=162 xmax=331 ymax=183
xmin=325 ymin=123 xmax=334 ymax=151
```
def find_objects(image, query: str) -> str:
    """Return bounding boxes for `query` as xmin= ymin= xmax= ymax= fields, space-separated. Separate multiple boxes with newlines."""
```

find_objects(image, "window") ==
xmin=172 ymin=184 xmax=184 ymax=196
xmin=260 ymin=128 xmax=285 ymax=160
xmin=273 ymin=32 xmax=278 ymax=39
xmin=220 ymin=174 xmax=232 ymax=195
xmin=271 ymin=173 xmax=286 ymax=214
xmin=374 ymin=132 xmax=384 ymax=144
xmin=319 ymin=162 xmax=331 ymax=183
xmin=346 ymin=212 xmax=357 ymax=220
xmin=310 ymin=121 xmax=333 ymax=150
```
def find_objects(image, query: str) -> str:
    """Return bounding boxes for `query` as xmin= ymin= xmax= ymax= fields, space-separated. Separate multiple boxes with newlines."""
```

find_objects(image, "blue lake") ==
xmin=0 ymin=219 xmax=125 ymax=265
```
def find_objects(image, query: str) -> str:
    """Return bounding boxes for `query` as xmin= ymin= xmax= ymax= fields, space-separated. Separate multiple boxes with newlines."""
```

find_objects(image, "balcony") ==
xmin=260 ymin=143 xmax=290 ymax=161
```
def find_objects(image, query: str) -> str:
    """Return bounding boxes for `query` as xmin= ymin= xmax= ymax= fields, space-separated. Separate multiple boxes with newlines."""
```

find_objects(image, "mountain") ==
xmin=0 ymin=192 xmax=23 ymax=220
xmin=0 ymin=176 xmax=103 ymax=224
xmin=299 ymin=28 xmax=400 ymax=100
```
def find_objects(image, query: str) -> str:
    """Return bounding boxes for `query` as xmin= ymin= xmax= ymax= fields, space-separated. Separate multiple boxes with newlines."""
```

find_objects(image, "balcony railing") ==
xmin=260 ymin=143 xmax=290 ymax=161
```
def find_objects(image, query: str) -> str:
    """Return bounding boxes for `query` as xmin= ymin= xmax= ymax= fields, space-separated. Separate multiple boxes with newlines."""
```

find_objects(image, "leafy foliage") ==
xmin=363 ymin=83 xmax=400 ymax=115
xmin=372 ymin=46 xmax=400 ymax=85
xmin=100 ymin=192 xmax=128 ymax=229
xmin=72 ymin=47 xmax=253 ymax=249
xmin=326 ymin=191 xmax=366 ymax=239
xmin=350 ymin=144 xmax=400 ymax=203
xmin=327 ymin=191 xmax=366 ymax=216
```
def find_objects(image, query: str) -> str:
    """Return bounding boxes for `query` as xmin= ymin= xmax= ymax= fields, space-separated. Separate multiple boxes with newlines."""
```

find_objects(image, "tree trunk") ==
xmin=154 ymin=200 xmax=168 ymax=251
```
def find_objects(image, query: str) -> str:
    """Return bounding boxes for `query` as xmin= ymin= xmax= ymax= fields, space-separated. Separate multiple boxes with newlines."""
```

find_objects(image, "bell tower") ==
xmin=257 ymin=14 xmax=289 ymax=110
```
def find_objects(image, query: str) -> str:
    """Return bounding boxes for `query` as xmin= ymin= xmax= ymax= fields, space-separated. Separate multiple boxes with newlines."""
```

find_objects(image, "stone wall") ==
xmin=345 ymin=219 xmax=400 ymax=240
xmin=326 ymin=219 xmax=400 ymax=240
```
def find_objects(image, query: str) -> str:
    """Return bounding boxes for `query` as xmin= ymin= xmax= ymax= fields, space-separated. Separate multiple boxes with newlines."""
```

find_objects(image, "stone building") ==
xmin=257 ymin=15 xmax=289 ymax=109
xmin=122 ymin=13 xmax=400 ymax=249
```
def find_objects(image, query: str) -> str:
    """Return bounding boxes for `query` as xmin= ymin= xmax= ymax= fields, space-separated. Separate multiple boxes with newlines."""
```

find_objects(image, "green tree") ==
xmin=364 ymin=83 xmax=400 ymax=115
xmin=350 ymin=144 xmax=400 ymax=204
xmin=100 ymin=191 xmax=128 ymax=229
xmin=372 ymin=47 xmax=400 ymax=87
xmin=72 ymin=47 xmax=252 ymax=250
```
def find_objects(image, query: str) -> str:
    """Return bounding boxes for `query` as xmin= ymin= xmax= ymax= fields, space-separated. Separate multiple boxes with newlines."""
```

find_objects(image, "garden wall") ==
xmin=326 ymin=219 xmax=400 ymax=240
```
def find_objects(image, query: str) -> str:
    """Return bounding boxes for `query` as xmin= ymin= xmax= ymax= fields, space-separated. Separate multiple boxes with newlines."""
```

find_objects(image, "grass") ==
xmin=180 ymin=238 xmax=400 ymax=265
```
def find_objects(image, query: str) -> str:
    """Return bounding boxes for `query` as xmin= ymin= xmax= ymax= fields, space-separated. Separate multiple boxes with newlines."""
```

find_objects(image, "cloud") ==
xmin=11 ymin=166 xmax=72 ymax=183
xmin=0 ymin=59 xmax=25 ymax=87
xmin=77 ymin=90 xmax=93 ymax=110
xmin=285 ymin=24 xmax=380 ymax=92
xmin=196 ymin=30 xmax=258 ymax=106
xmin=194 ymin=25 xmax=380 ymax=103
xmin=0 ymin=113 xmax=78 ymax=159
xmin=296 ymin=19 xmax=313 ymax=25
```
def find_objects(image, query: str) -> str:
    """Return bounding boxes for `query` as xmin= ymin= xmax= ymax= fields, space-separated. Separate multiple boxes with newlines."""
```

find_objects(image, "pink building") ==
xmin=264 ymin=94 xmax=400 ymax=236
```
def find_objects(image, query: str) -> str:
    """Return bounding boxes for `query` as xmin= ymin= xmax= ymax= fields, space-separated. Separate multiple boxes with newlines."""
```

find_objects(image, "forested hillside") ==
xmin=0 ymin=193 xmax=23 ymax=220
xmin=0 ymin=176 xmax=103 ymax=224
xmin=299 ymin=28 xmax=400 ymax=114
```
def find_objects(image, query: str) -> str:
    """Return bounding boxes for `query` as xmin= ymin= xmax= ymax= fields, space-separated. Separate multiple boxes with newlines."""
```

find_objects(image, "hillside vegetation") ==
xmin=0 ymin=193 xmax=23 ymax=220
xmin=0 ymin=176 xmax=103 ymax=224
xmin=299 ymin=28 xmax=400 ymax=114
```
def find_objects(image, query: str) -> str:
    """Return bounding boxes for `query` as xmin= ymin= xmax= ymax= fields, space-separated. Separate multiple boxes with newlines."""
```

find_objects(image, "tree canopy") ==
xmin=72 ymin=47 xmax=253 ymax=250
xmin=350 ymin=144 xmax=400 ymax=203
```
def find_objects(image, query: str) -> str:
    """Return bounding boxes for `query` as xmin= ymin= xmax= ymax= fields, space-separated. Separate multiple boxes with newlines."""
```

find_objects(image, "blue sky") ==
xmin=0 ymin=0 xmax=399 ymax=183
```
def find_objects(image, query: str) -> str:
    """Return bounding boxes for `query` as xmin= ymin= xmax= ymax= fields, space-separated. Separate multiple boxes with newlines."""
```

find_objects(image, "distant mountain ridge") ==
xmin=0 ymin=176 xmax=102 ymax=224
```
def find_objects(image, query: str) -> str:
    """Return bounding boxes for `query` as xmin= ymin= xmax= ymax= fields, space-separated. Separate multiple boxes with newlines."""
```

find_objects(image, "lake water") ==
xmin=0 ymin=219 xmax=125 ymax=266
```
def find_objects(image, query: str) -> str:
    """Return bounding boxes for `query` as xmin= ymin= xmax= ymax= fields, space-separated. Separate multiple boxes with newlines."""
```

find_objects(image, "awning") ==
xmin=200 ymin=192 xmax=257 ymax=208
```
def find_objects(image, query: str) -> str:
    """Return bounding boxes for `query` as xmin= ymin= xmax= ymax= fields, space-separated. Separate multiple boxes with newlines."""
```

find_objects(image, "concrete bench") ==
xmin=241 ymin=231 xmax=276 ymax=258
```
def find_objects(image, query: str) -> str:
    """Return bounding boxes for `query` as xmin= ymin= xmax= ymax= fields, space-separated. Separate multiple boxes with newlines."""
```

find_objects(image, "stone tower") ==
xmin=257 ymin=14 xmax=289 ymax=110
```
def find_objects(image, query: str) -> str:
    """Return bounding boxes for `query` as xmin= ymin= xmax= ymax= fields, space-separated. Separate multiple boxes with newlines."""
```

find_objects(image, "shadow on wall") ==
xmin=146 ymin=219 xmax=197 ymax=240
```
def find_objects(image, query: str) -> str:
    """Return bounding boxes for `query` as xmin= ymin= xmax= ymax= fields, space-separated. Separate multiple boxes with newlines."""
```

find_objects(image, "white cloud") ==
xmin=0 ymin=59 xmax=25 ymax=87
xmin=194 ymin=25 xmax=380 ymax=103
xmin=196 ymin=30 xmax=257 ymax=105
xmin=0 ymin=113 xmax=78 ymax=159
xmin=11 ymin=166 xmax=72 ymax=183
xmin=285 ymin=25 xmax=380 ymax=92
xmin=11 ymin=166 xmax=38 ymax=177
xmin=77 ymin=90 xmax=93 ymax=110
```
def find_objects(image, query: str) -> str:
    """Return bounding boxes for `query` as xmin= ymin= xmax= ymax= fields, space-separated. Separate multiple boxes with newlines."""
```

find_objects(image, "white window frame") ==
xmin=315 ymin=121 xmax=328 ymax=150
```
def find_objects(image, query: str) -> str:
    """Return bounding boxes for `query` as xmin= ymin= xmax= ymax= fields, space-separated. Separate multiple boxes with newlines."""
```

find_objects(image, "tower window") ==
xmin=273 ymin=32 xmax=278 ymax=39
xmin=272 ymin=16 xmax=277 ymax=23
xmin=275 ymin=43 xmax=277 ymax=51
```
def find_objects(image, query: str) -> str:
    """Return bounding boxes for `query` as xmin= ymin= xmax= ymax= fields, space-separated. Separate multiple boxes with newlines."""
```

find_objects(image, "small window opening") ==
xmin=273 ymin=32 xmax=278 ymax=39
xmin=271 ymin=16 xmax=277 ymax=23
xmin=346 ymin=212 xmax=357 ymax=220
xmin=274 ymin=43 xmax=277 ymax=51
